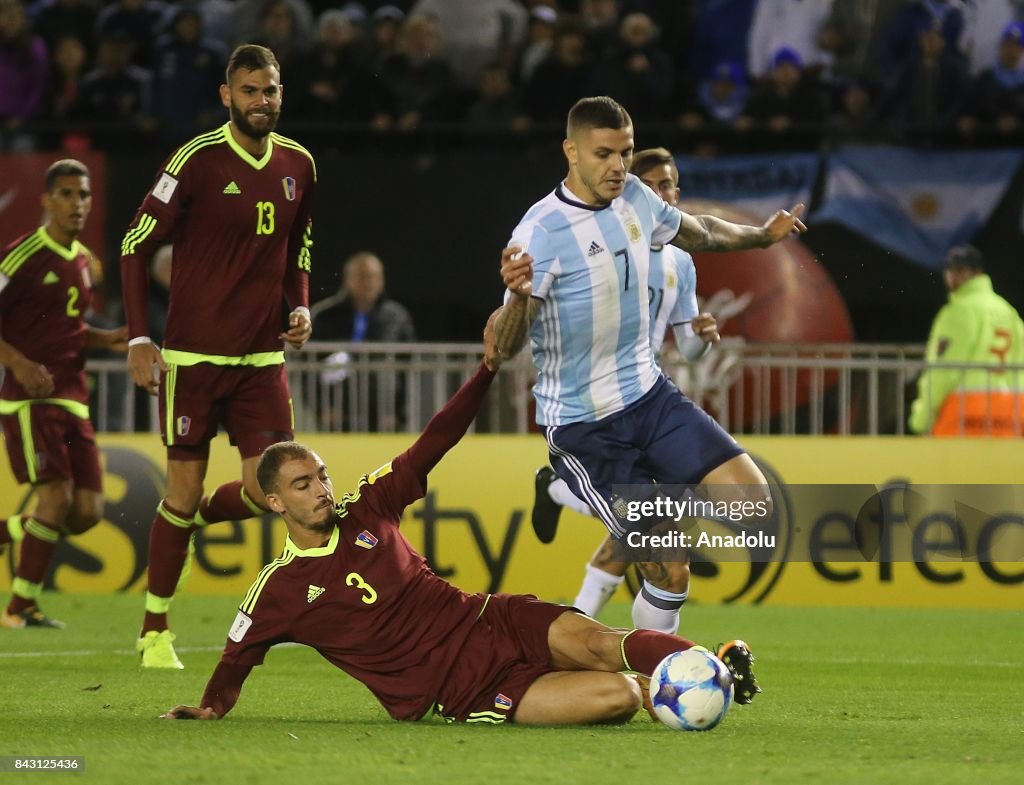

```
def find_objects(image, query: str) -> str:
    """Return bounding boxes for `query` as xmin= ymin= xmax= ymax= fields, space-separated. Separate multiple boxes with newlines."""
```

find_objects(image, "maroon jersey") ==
xmin=120 ymin=123 xmax=315 ymax=360
xmin=0 ymin=227 xmax=99 ymax=405
xmin=202 ymin=365 xmax=500 ymax=721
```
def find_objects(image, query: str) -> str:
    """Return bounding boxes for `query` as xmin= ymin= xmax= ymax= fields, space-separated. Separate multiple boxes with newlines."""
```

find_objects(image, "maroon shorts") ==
xmin=434 ymin=594 xmax=574 ymax=724
xmin=1 ymin=403 xmax=102 ymax=490
xmin=159 ymin=363 xmax=293 ymax=460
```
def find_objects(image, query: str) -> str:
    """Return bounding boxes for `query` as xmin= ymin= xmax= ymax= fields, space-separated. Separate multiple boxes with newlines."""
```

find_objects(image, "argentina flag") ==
xmin=815 ymin=147 xmax=1023 ymax=270
xmin=675 ymin=152 xmax=819 ymax=220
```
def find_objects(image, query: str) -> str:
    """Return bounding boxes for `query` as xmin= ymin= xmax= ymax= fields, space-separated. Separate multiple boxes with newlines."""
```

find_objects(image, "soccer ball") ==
xmin=649 ymin=648 xmax=733 ymax=731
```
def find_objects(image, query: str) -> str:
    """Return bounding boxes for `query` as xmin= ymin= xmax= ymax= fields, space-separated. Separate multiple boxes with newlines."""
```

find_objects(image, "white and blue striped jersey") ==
xmin=510 ymin=174 xmax=682 ymax=426
xmin=648 ymin=244 xmax=698 ymax=357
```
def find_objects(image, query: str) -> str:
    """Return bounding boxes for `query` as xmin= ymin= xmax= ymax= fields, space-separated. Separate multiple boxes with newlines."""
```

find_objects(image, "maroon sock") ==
xmin=142 ymin=503 xmax=197 ymax=634
xmin=621 ymin=629 xmax=696 ymax=675
xmin=197 ymin=481 xmax=264 ymax=524
xmin=7 ymin=518 xmax=60 ymax=615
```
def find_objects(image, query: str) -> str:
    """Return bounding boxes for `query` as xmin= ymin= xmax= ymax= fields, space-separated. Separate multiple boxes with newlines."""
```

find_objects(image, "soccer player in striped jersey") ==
xmin=531 ymin=147 xmax=723 ymax=622
xmin=160 ymin=316 xmax=760 ymax=723
xmin=494 ymin=97 xmax=803 ymax=650
xmin=0 ymin=159 xmax=128 ymax=629
xmin=120 ymin=45 xmax=317 ymax=668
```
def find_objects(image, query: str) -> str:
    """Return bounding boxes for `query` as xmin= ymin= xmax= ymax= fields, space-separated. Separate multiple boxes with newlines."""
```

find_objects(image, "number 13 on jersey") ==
xmin=256 ymin=201 xmax=276 ymax=235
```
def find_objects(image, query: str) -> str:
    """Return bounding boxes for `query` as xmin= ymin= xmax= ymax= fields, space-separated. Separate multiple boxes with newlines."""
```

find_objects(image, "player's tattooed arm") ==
xmin=671 ymin=203 xmax=807 ymax=252
xmin=493 ymin=246 xmax=540 ymax=361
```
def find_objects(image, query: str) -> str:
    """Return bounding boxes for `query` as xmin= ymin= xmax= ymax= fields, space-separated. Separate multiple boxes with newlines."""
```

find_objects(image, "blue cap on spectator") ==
xmin=1002 ymin=20 xmax=1024 ymax=43
xmin=713 ymin=61 xmax=745 ymax=84
xmin=372 ymin=5 xmax=405 ymax=23
xmin=340 ymin=2 xmax=368 ymax=24
xmin=772 ymin=46 xmax=803 ymax=70
xmin=531 ymin=7 xmax=558 ymax=24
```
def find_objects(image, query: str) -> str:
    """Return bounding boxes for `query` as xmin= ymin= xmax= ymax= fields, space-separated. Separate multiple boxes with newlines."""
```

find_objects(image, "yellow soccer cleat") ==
xmin=137 ymin=630 xmax=185 ymax=669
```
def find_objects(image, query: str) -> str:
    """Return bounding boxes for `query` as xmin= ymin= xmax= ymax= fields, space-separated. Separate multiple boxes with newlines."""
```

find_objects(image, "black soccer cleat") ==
xmin=531 ymin=466 xmax=563 ymax=544
xmin=716 ymin=640 xmax=761 ymax=705
xmin=0 ymin=606 xmax=66 ymax=629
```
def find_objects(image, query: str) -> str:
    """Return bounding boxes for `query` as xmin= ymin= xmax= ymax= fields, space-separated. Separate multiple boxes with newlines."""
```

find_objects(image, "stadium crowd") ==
xmin=3 ymin=0 xmax=1024 ymax=153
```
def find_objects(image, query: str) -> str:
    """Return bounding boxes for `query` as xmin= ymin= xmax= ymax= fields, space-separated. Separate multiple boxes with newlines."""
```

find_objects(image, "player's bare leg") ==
xmin=700 ymin=453 xmax=773 ymax=515
xmin=514 ymin=670 xmax=641 ymax=725
xmin=63 ymin=488 xmax=103 ymax=535
xmin=138 ymin=458 xmax=206 ymax=668
xmin=1 ymin=480 xmax=72 ymax=628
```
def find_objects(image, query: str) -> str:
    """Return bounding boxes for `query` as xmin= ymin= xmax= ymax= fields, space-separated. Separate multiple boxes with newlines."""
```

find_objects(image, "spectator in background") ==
xmin=909 ymin=245 xmax=1024 ymax=436
xmin=958 ymin=20 xmax=1024 ymax=143
xmin=464 ymin=61 xmax=523 ymax=131
xmin=0 ymin=0 xmax=49 ymax=151
xmin=742 ymin=47 xmax=826 ymax=148
xmin=518 ymin=5 xmax=557 ymax=82
xmin=369 ymin=5 xmax=404 ymax=67
xmin=311 ymin=252 xmax=416 ymax=431
xmin=825 ymin=80 xmax=884 ymax=146
xmin=747 ymin=0 xmax=833 ymax=82
xmin=818 ymin=0 xmax=907 ymax=85
xmin=147 ymin=244 xmax=172 ymax=347
xmin=880 ymin=0 xmax=965 ymax=83
xmin=312 ymin=252 xmax=416 ymax=345
xmin=960 ymin=0 xmax=1024 ymax=77
xmin=70 ymin=31 xmax=153 ymax=150
xmin=410 ymin=0 xmax=527 ymax=93
xmin=590 ymin=12 xmax=673 ymax=121
xmin=195 ymin=0 xmax=235 ymax=48
xmin=523 ymin=20 xmax=590 ymax=124
xmin=233 ymin=0 xmax=313 ymax=51
xmin=152 ymin=6 xmax=227 ymax=144
xmin=686 ymin=0 xmax=757 ymax=83
xmin=378 ymin=14 xmax=455 ymax=130
xmin=677 ymin=60 xmax=749 ymax=154
xmin=581 ymin=0 xmax=620 ymax=59
xmin=252 ymin=0 xmax=311 ymax=70
xmin=41 ymin=32 xmax=88 ymax=149
xmin=290 ymin=8 xmax=383 ymax=126
xmin=31 ymin=0 xmax=98 ymax=56
xmin=94 ymin=0 xmax=169 ymax=68
xmin=882 ymin=19 xmax=969 ymax=143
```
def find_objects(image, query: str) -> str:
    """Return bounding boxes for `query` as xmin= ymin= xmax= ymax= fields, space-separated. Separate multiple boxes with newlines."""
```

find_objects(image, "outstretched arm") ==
xmin=671 ymin=203 xmax=806 ymax=253
xmin=161 ymin=660 xmax=254 ymax=720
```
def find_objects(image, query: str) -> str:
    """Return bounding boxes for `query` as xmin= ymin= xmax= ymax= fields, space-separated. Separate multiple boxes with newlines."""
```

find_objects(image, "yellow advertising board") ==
xmin=1 ymin=435 xmax=1021 ymax=607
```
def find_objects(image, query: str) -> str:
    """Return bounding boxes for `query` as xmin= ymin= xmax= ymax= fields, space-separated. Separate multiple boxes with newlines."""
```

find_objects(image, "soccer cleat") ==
xmin=716 ymin=639 xmax=761 ymax=705
xmin=137 ymin=630 xmax=185 ymax=669
xmin=531 ymin=466 xmax=563 ymax=544
xmin=0 ymin=606 xmax=66 ymax=629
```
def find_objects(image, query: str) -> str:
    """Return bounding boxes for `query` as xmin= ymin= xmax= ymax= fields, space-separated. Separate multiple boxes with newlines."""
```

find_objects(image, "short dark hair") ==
xmin=226 ymin=44 xmax=281 ymax=82
xmin=257 ymin=441 xmax=314 ymax=495
xmin=945 ymin=245 xmax=984 ymax=271
xmin=567 ymin=96 xmax=632 ymax=137
xmin=44 ymin=159 xmax=89 ymax=193
xmin=630 ymin=147 xmax=678 ymax=183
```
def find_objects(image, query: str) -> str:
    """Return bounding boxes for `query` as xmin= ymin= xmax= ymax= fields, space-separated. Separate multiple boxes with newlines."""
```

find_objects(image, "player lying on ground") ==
xmin=161 ymin=315 xmax=759 ymax=724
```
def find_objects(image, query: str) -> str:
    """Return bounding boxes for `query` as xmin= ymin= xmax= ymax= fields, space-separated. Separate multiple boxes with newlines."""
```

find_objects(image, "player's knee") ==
xmin=64 ymin=498 xmax=103 ymax=535
xmin=598 ymin=673 xmax=642 ymax=723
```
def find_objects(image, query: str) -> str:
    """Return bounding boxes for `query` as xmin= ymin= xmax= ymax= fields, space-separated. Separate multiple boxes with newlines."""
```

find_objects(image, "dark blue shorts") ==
xmin=544 ymin=376 xmax=744 ymax=538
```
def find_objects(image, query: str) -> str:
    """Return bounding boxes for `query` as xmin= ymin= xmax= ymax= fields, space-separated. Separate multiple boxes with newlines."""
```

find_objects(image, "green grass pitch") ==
xmin=1 ymin=594 xmax=1021 ymax=785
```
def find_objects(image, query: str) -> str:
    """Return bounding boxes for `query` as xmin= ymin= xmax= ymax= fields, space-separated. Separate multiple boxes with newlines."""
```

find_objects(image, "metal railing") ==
xmin=73 ymin=341 xmax=1024 ymax=436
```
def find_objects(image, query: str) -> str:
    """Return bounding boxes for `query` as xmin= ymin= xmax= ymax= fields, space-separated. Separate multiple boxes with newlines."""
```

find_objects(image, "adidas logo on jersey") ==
xmin=307 ymin=584 xmax=325 ymax=603
xmin=223 ymin=181 xmax=241 ymax=195
xmin=587 ymin=241 xmax=604 ymax=257
xmin=43 ymin=271 xmax=60 ymax=284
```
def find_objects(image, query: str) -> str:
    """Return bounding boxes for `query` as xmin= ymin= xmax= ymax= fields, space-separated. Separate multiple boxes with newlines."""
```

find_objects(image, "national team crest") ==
xmin=626 ymin=218 xmax=642 ymax=243
xmin=355 ymin=530 xmax=378 ymax=549
xmin=494 ymin=693 xmax=513 ymax=711
xmin=282 ymin=176 xmax=296 ymax=201
xmin=176 ymin=416 xmax=191 ymax=436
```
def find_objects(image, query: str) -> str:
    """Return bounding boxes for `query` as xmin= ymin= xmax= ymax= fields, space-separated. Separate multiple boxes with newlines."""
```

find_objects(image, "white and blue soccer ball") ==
xmin=649 ymin=648 xmax=733 ymax=731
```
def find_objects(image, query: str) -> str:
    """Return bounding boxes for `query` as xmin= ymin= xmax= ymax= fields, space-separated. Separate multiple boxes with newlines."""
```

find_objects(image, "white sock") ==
xmin=548 ymin=478 xmax=593 ymax=517
xmin=573 ymin=562 xmax=624 ymax=618
xmin=631 ymin=580 xmax=688 ymax=634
